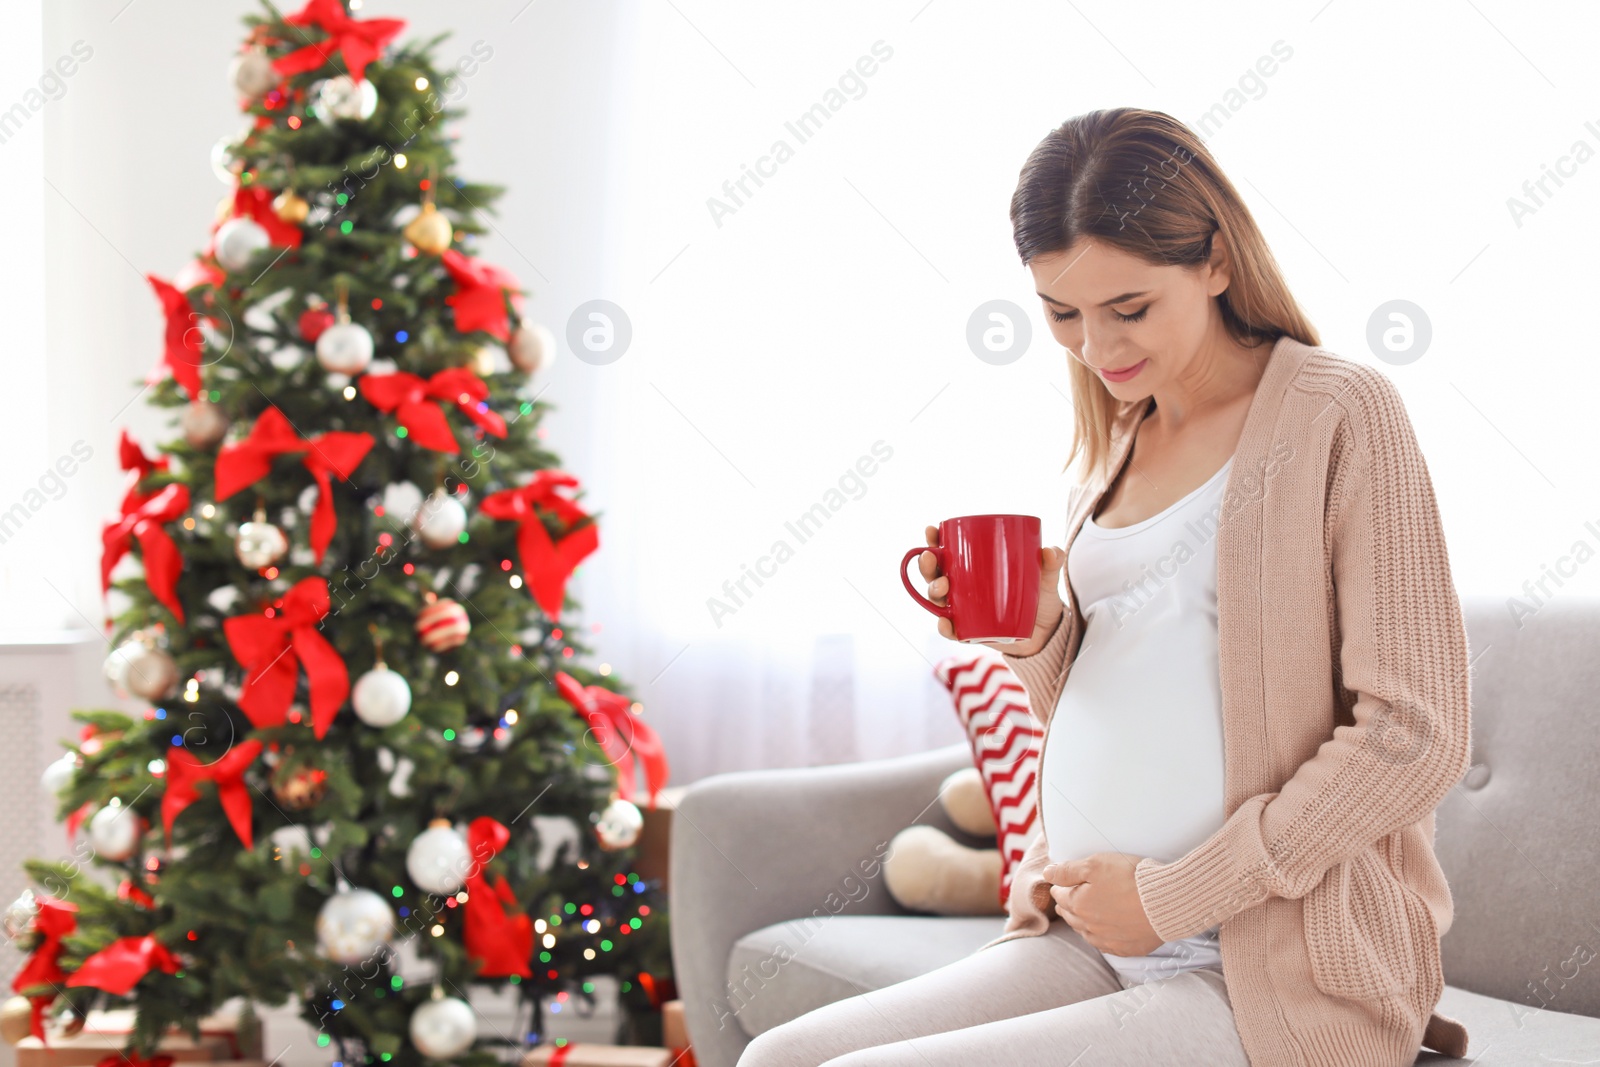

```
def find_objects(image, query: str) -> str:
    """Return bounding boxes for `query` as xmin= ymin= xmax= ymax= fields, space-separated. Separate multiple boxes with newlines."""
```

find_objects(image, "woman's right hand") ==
xmin=916 ymin=524 xmax=1067 ymax=657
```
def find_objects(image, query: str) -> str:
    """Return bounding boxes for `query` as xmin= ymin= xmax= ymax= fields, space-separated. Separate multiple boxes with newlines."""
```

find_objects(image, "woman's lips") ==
xmin=1100 ymin=358 xmax=1148 ymax=383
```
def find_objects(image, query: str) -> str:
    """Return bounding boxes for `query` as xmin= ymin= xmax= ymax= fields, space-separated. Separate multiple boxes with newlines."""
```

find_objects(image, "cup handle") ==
xmin=901 ymin=546 xmax=953 ymax=619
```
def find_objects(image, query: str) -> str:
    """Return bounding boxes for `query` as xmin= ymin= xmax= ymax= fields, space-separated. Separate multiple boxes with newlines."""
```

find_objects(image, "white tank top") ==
xmin=1040 ymin=455 xmax=1233 ymax=986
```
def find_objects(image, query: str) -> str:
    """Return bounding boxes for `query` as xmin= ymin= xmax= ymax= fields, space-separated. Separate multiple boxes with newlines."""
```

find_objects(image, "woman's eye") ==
xmin=1047 ymin=305 xmax=1149 ymax=324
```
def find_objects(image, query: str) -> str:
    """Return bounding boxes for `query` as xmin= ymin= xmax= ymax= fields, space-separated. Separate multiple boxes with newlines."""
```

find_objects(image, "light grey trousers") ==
xmin=734 ymin=920 xmax=1251 ymax=1067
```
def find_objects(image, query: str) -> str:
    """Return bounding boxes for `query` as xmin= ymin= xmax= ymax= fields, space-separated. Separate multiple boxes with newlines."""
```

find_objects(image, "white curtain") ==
xmin=570 ymin=2 xmax=1084 ymax=785
xmin=566 ymin=0 xmax=1558 ymax=786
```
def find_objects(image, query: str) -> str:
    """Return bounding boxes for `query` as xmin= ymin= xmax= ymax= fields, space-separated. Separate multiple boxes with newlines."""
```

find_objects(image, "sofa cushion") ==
xmin=932 ymin=653 xmax=1042 ymax=909
xmin=725 ymin=915 xmax=1600 ymax=1059
xmin=725 ymin=915 xmax=1006 ymax=1037
xmin=1415 ymin=983 xmax=1600 ymax=1064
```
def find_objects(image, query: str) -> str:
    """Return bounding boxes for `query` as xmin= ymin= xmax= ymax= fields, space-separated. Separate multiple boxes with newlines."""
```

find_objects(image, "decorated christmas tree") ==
xmin=9 ymin=2 xmax=674 ymax=1063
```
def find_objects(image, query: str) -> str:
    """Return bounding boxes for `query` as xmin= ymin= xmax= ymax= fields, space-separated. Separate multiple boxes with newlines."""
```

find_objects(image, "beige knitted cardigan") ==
xmin=981 ymin=335 xmax=1473 ymax=1066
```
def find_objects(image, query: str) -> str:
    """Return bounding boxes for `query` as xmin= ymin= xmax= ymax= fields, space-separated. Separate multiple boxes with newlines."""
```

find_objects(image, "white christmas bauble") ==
xmin=388 ymin=755 xmax=415 ymax=798
xmin=228 ymin=49 xmax=278 ymax=98
xmin=311 ymin=75 xmax=379 ymax=122
xmin=316 ymin=887 xmax=395 ymax=965
xmin=472 ymin=346 xmax=502 ymax=377
xmin=40 ymin=752 xmax=78 ymax=796
xmin=180 ymin=398 xmax=229 ymax=448
xmin=103 ymin=640 xmax=137 ymax=697
xmin=3 ymin=890 xmax=38 ymax=940
xmin=211 ymin=130 xmax=245 ymax=185
xmin=409 ymin=996 xmax=476 ymax=1060
xmin=236 ymin=519 xmax=289 ymax=570
xmin=270 ymin=345 xmax=307 ymax=371
xmin=215 ymin=217 xmax=270 ymax=272
xmin=508 ymin=322 xmax=555 ymax=375
xmin=595 ymin=797 xmax=644 ymax=850
xmin=270 ymin=824 xmax=314 ymax=859
xmin=122 ymin=643 xmax=179 ymax=702
xmin=207 ymin=586 xmax=241 ymax=613
xmin=352 ymin=665 xmax=411 ymax=727
xmin=88 ymin=802 xmax=141 ymax=862
xmin=405 ymin=823 xmax=471 ymax=895
xmin=382 ymin=482 xmax=424 ymax=522
xmin=315 ymin=322 xmax=374 ymax=375
xmin=412 ymin=490 xmax=467 ymax=549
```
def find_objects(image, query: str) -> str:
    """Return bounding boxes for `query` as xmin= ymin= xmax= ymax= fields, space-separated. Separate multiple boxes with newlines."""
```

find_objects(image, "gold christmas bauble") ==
xmin=272 ymin=760 xmax=328 ymax=811
xmin=403 ymin=201 xmax=453 ymax=254
xmin=1 ymin=995 xmax=33 ymax=1045
xmin=508 ymin=322 xmax=555 ymax=375
xmin=215 ymin=196 xmax=234 ymax=225
xmin=181 ymin=397 xmax=230 ymax=449
xmin=273 ymin=189 xmax=310 ymax=224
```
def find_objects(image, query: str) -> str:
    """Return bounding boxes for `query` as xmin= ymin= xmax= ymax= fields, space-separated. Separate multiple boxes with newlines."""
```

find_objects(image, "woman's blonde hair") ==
xmin=1010 ymin=107 xmax=1320 ymax=480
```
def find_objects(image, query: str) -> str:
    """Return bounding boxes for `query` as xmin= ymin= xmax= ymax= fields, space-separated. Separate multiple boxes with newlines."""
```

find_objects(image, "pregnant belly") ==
xmin=1039 ymin=619 xmax=1228 ymax=866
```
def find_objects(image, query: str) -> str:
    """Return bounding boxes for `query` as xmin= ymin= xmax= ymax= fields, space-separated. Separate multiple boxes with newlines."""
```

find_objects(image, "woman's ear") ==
xmin=1205 ymin=228 xmax=1233 ymax=298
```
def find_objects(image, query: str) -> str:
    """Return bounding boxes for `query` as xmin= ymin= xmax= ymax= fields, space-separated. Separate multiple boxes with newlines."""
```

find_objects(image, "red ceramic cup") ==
xmin=901 ymin=514 xmax=1042 ymax=643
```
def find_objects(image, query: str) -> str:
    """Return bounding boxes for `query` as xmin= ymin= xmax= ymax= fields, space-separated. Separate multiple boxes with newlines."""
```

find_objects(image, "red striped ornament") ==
xmin=416 ymin=599 xmax=470 ymax=651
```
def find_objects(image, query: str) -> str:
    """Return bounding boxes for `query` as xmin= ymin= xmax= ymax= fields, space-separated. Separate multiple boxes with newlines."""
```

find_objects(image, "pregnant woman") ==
xmin=737 ymin=107 xmax=1473 ymax=1066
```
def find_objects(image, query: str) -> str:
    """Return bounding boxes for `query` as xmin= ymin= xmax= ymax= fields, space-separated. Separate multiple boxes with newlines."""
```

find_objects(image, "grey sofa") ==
xmin=668 ymin=595 xmax=1600 ymax=1066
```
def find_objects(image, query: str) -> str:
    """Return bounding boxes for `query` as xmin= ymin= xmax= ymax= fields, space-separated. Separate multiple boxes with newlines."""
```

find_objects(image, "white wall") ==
xmin=0 ymin=0 xmax=52 ymax=632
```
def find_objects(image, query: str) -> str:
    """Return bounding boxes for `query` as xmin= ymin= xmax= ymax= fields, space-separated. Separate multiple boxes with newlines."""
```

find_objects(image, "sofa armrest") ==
xmin=670 ymin=741 xmax=974 ymax=1067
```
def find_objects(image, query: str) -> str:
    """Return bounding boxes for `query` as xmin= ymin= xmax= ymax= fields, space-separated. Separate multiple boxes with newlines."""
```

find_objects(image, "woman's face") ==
xmin=1027 ymin=237 xmax=1230 ymax=400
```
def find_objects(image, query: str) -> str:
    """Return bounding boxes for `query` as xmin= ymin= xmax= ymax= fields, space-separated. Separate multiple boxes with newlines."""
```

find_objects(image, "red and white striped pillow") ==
xmin=932 ymin=652 xmax=1043 ymax=908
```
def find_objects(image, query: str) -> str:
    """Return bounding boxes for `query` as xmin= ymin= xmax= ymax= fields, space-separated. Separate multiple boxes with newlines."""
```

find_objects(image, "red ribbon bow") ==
xmin=173 ymin=259 xmax=225 ymax=294
xmin=161 ymin=739 xmax=264 ymax=850
xmin=147 ymin=275 xmax=205 ymax=399
xmin=440 ymin=249 xmax=523 ymax=341
xmin=479 ymin=472 xmax=599 ymax=620
xmin=10 ymin=895 xmax=78 ymax=1042
xmin=101 ymin=431 xmax=188 ymax=623
xmin=460 ymin=817 xmax=534 ymax=978
xmin=358 ymin=367 xmax=507 ymax=453
xmin=65 ymin=935 xmax=182 ymax=997
xmin=116 ymin=881 xmax=156 ymax=909
xmin=271 ymin=0 xmax=405 ymax=83
xmin=636 ymin=970 xmax=677 ymax=1010
xmin=553 ymin=672 xmax=669 ymax=809
xmin=116 ymin=430 xmax=169 ymax=512
xmin=215 ymin=406 xmax=374 ymax=564
xmin=223 ymin=578 xmax=348 ymax=739
xmin=210 ymin=183 xmax=304 ymax=257
xmin=65 ymin=801 xmax=95 ymax=843
xmin=101 ymin=484 xmax=189 ymax=625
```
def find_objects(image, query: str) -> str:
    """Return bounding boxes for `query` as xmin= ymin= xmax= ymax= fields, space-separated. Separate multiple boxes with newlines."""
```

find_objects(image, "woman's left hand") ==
xmin=1043 ymin=853 xmax=1164 ymax=957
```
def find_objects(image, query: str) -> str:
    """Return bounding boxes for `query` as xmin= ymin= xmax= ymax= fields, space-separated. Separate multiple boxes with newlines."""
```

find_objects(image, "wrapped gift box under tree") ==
xmin=521 ymin=1040 xmax=679 ymax=1067
xmin=12 ymin=1002 xmax=261 ymax=1067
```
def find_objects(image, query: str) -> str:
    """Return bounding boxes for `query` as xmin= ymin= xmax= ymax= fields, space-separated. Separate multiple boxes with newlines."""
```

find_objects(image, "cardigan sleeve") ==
xmin=997 ymin=481 xmax=1083 ymax=720
xmin=1131 ymin=369 xmax=1473 ymax=944
xmin=1000 ymin=608 xmax=1071 ymax=721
